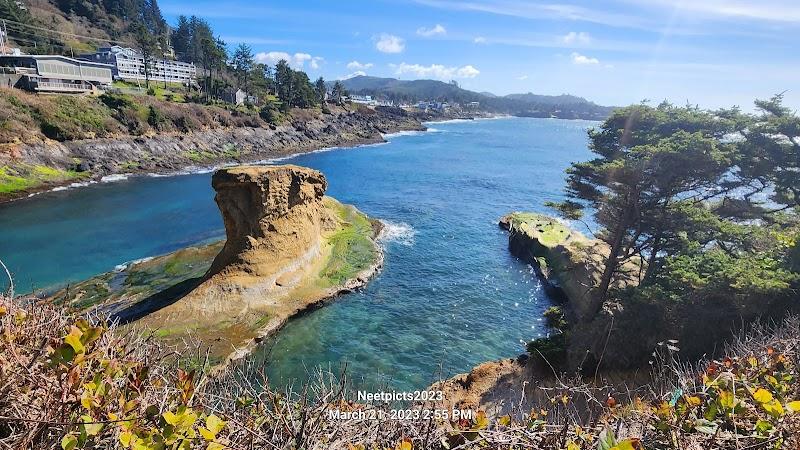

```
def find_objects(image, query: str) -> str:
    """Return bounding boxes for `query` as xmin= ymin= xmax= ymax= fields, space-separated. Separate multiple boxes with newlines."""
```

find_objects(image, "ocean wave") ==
xmin=381 ymin=130 xmax=427 ymax=139
xmin=101 ymin=174 xmax=131 ymax=183
xmin=422 ymin=118 xmax=472 ymax=125
xmin=377 ymin=220 xmax=416 ymax=246
xmin=113 ymin=256 xmax=155 ymax=273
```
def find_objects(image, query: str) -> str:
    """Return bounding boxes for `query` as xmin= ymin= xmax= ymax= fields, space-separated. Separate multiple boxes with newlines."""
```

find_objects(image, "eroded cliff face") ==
xmin=174 ymin=165 xmax=335 ymax=315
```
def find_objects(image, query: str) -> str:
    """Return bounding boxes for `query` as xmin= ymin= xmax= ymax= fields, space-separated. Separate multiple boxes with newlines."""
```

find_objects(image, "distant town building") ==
xmin=350 ymin=94 xmax=377 ymax=106
xmin=82 ymin=46 xmax=196 ymax=84
xmin=221 ymin=88 xmax=257 ymax=105
xmin=0 ymin=54 xmax=112 ymax=93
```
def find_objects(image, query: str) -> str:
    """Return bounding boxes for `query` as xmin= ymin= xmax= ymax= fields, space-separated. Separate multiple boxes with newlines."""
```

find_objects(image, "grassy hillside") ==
xmin=0 ymin=89 xmax=267 ymax=144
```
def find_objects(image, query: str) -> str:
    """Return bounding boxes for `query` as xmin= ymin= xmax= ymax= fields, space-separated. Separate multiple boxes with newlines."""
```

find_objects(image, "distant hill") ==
xmin=338 ymin=76 xmax=614 ymax=120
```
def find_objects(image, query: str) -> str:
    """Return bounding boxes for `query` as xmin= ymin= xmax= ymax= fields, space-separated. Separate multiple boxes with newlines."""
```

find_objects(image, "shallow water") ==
xmin=0 ymin=117 xmax=595 ymax=389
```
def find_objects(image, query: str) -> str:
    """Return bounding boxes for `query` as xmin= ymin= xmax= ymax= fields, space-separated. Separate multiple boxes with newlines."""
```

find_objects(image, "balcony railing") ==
xmin=32 ymin=80 xmax=92 ymax=92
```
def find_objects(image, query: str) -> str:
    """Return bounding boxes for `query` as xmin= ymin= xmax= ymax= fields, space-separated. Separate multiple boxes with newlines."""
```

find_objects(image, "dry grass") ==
xmin=0 ymin=260 xmax=798 ymax=449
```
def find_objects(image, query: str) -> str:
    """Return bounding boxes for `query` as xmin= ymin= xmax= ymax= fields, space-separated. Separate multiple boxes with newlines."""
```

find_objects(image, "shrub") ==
xmin=0 ymin=288 xmax=799 ymax=448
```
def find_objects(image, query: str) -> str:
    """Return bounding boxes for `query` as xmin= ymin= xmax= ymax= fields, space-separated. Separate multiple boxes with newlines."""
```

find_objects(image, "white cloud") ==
xmin=570 ymin=52 xmax=600 ymax=65
xmin=339 ymin=71 xmax=367 ymax=80
xmin=517 ymin=75 xmax=529 ymax=80
xmin=561 ymin=31 xmax=591 ymax=45
xmin=375 ymin=33 xmax=405 ymax=53
xmin=473 ymin=36 xmax=487 ymax=44
xmin=417 ymin=24 xmax=447 ymax=37
xmin=392 ymin=62 xmax=480 ymax=79
xmin=255 ymin=51 xmax=323 ymax=69
xmin=347 ymin=61 xmax=374 ymax=70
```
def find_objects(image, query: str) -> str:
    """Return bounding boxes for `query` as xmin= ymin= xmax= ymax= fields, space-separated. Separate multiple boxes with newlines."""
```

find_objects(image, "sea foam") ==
xmin=377 ymin=220 xmax=416 ymax=246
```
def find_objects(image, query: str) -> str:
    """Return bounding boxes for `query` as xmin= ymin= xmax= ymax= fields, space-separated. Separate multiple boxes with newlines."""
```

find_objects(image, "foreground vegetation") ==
xmin=2 ymin=286 xmax=799 ymax=449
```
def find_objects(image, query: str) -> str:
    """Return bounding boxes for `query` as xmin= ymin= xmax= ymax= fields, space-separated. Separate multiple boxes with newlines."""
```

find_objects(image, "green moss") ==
xmin=0 ymin=164 xmax=83 ymax=195
xmin=319 ymin=199 xmax=377 ymax=286
xmin=509 ymin=212 xmax=572 ymax=248
xmin=185 ymin=150 xmax=216 ymax=162
xmin=221 ymin=143 xmax=240 ymax=158
xmin=51 ymin=241 xmax=224 ymax=311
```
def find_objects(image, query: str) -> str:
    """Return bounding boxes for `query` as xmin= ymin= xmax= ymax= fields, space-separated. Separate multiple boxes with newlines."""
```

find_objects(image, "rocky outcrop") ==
xmin=106 ymin=164 xmax=385 ymax=360
xmin=500 ymin=212 xmax=642 ymax=369
xmin=163 ymin=166 xmax=333 ymax=315
xmin=0 ymin=107 xmax=425 ymax=202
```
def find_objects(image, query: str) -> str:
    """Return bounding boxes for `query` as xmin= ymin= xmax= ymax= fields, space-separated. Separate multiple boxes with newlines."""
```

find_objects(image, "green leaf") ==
xmin=755 ymin=419 xmax=774 ymax=435
xmin=61 ymin=434 xmax=78 ymax=450
xmin=81 ymin=414 xmax=103 ymax=436
xmin=597 ymin=428 xmax=618 ymax=450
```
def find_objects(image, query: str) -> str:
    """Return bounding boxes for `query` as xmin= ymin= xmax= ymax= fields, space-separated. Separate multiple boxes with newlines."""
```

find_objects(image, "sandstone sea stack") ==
xmin=59 ymin=164 xmax=385 ymax=359
xmin=181 ymin=165 xmax=332 ymax=315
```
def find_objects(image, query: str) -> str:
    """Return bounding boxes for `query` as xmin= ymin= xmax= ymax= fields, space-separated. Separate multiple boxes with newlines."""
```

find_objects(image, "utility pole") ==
xmin=0 ymin=20 xmax=7 ymax=55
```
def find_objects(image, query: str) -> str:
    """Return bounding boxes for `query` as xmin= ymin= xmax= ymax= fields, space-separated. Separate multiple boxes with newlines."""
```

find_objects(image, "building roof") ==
xmin=0 ymin=54 xmax=113 ymax=70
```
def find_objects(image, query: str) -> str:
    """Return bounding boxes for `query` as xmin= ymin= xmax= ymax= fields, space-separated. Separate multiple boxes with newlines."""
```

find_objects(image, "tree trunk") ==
xmin=590 ymin=210 xmax=629 ymax=317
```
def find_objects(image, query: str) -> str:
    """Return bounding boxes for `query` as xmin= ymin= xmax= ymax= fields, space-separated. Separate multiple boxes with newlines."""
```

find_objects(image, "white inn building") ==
xmin=82 ymin=46 xmax=196 ymax=84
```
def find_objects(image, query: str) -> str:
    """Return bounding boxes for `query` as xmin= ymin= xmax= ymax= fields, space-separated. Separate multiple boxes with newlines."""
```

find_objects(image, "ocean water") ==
xmin=0 ymin=117 xmax=595 ymax=389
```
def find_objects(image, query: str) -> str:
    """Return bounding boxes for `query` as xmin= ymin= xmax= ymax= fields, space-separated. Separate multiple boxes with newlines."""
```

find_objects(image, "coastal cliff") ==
xmin=51 ymin=165 xmax=384 ymax=360
xmin=0 ymin=100 xmax=424 ymax=201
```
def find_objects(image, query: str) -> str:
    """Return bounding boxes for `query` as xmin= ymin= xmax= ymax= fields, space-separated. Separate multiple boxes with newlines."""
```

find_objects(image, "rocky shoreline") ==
xmin=0 ymin=106 xmax=426 ymax=203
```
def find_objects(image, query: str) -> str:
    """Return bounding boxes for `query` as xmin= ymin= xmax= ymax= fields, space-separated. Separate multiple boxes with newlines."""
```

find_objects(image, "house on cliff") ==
xmin=0 ymin=54 xmax=113 ymax=93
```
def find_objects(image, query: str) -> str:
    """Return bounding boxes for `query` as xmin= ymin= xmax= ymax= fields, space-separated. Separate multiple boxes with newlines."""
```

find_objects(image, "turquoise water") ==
xmin=0 ymin=117 xmax=595 ymax=389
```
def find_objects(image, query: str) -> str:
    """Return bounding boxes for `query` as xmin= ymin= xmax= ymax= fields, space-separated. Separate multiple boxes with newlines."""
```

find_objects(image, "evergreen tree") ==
xmin=331 ymin=81 xmax=347 ymax=105
xmin=231 ymin=43 xmax=255 ymax=90
xmin=314 ymin=77 xmax=327 ymax=105
xmin=550 ymin=103 xmax=738 ymax=312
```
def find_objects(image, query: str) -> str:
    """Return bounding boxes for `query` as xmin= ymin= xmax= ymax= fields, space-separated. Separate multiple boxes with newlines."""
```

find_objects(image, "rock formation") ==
xmin=158 ymin=165 xmax=335 ymax=316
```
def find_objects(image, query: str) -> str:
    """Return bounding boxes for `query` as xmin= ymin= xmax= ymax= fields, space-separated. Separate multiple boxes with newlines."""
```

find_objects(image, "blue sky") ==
xmin=159 ymin=0 xmax=800 ymax=109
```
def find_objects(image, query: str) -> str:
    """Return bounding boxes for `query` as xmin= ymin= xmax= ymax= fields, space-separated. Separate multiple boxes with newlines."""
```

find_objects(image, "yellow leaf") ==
xmin=753 ymin=388 xmax=774 ymax=404
xmin=119 ymin=431 xmax=133 ymax=448
xmin=474 ymin=411 xmax=489 ymax=430
xmin=397 ymin=438 xmax=413 ymax=450
xmin=566 ymin=442 xmax=580 ymax=450
xmin=163 ymin=411 xmax=178 ymax=425
xmin=199 ymin=427 xmax=215 ymax=441
xmin=719 ymin=391 xmax=734 ymax=409
xmin=786 ymin=401 xmax=800 ymax=413
xmin=205 ymin=414 xmax=226 ymax=435
xmin=64 ymin=328 xmax=85 ymax=354
xmin=762 ymin=400 xmax=784 ymax=417
xmin=498 ymin=415 xmax=511 ymax=426
xmin=207 ymin=443 xmax=225 ymax=450
xmin=611 ymin=439 xmax=639 ymax=450
xmin=686 ymin=396 xmax=702 ymax=407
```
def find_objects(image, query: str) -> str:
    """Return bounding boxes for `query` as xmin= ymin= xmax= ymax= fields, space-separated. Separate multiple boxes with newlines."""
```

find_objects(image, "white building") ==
xmin=0 ymin=54 xmax=113 ymax=93
xmin=82 ymin=46 xmax=196 ymax=84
